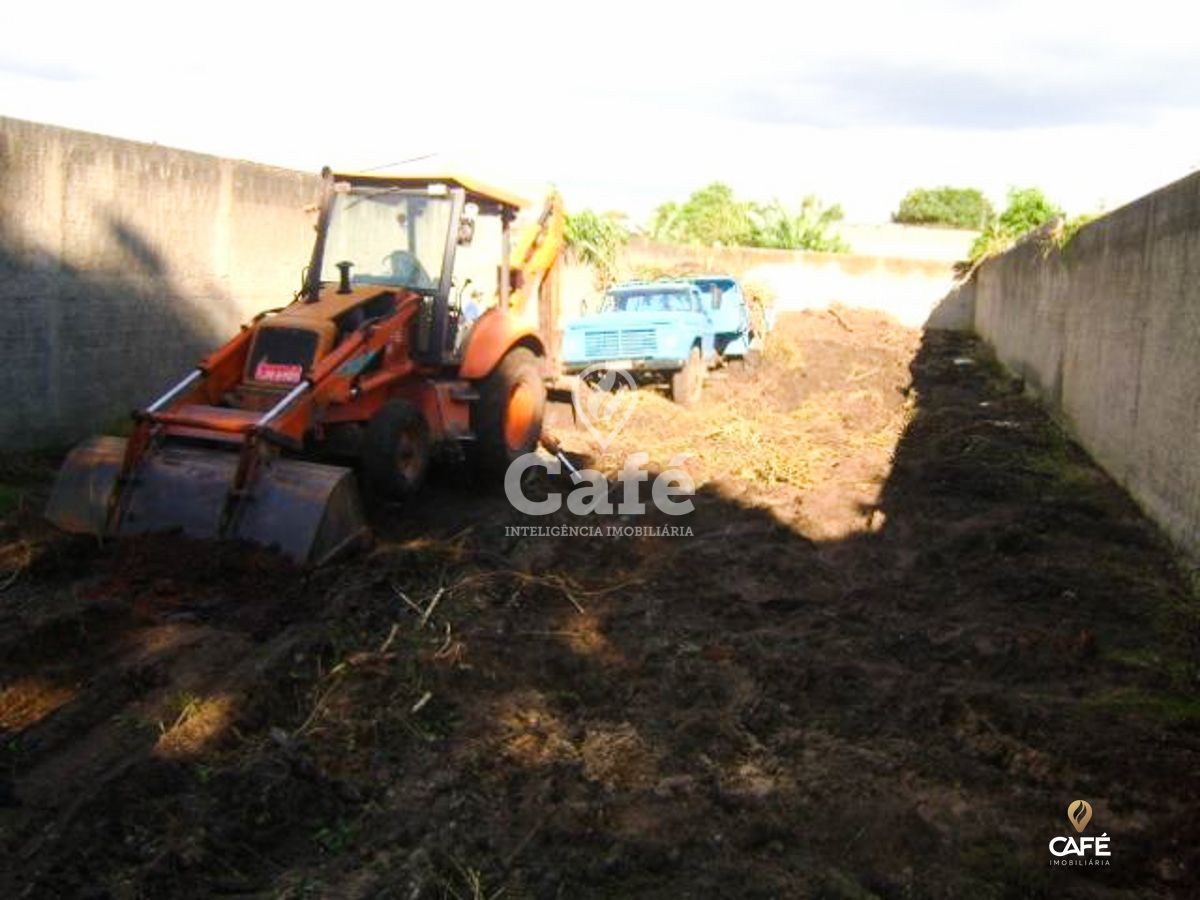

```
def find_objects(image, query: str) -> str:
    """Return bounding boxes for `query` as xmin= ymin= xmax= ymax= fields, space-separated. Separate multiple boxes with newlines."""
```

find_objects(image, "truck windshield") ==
xmin=692 ymin=278 xmax=738 ymax=306
xmin=321 ymin=189 xmax=452 ymax=292
xmin=602 ymin=290 xmax=696 ymax=313
xmin=691 ymin=278 xmax=734 ymax=309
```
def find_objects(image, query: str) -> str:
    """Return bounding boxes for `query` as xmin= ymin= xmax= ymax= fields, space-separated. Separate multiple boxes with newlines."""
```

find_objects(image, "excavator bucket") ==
xmin=46 ymin=436 xmax=369 ymax=565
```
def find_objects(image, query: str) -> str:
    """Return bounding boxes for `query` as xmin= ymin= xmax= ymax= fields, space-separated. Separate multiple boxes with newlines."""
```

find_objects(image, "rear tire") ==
xmin=472 ymin=346 xmax=545 ymax=478
xmin=363 ymin=400 xmax=430 ymax=499
xmin=670 ymin=346 xmax=704 ymax=406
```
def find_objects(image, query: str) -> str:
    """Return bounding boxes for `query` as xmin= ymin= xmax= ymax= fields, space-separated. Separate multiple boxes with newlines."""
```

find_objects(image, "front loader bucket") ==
xmin=46 ymin=436 xmax=368 ymax=565
xmin=231 ymin=455 xmax=369 ymax=565
xmin=45 ymin=435 xmax=127 ymax=536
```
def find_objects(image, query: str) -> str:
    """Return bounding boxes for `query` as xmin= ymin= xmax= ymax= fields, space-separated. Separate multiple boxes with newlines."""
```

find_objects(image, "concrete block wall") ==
xmin=973 ymin=170 xmax=1200 ymax=556
xmin=0 ymin=116 xmax=319 ymax=449
xmin=833 ymin=221 xmax=978 ymax=263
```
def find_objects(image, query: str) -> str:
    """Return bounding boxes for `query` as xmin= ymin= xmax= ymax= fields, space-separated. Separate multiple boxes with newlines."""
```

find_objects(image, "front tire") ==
xmin=363 ymin=400 xmax=430 ymax=499
xmin=670 ymin=346 xmax=704 ymax=406
xmin=472 ymin=346 xmax=545 ymax=477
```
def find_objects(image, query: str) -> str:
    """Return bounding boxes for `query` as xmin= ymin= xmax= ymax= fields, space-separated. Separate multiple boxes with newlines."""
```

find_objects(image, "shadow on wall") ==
xmin=108 ymin=216 xmax=169 ymax=278
xmin=0 ymin=219 xmax=229 ymax=451
xmin=2 ymin=319 xmax=1197 ymax=896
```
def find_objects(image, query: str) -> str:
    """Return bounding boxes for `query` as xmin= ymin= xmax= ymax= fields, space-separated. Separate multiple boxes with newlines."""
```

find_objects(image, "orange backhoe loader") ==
xmin=45 ymin=170 xmax=565 ymax=563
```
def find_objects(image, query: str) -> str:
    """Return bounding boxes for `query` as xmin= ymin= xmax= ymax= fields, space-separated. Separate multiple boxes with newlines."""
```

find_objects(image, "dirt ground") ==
xmin=1 ymin=309 xmax=1198 ymax=899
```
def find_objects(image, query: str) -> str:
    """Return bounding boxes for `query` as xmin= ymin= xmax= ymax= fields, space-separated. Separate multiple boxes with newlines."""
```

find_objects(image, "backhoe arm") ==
xmin=507 ymin=190 xmax=564 ymax=313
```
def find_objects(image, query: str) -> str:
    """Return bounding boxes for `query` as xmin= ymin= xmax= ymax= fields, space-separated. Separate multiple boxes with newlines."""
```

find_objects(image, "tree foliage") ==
xmin=893 ymin=186 xmax=993 ymax=229
xmin=749 ymin=197 xmax=848 ymax=253
xmin=992 ymin=187 xmax=1063 ymax=237
xmin=968 ymin=187 xmax=1063 ymax=263
xmin=650 ymin=183 xmax=753 ymax=246
xmin=650 ymin=182 xmax=846 ymax=252
xmin=564 ymin=209 xmax=628 ymax=284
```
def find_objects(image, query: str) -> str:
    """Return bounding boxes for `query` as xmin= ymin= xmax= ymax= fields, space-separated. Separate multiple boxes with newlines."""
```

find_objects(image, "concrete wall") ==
xmin=614 ymin=238 xmax=963 ymax=329
xmin=972 ymin=170 xmax=1200 ymax=556
xmin=0 ymin=116 xmax=319 ymax=449
xmin=834 ymin=221 xmax=978 ymax=262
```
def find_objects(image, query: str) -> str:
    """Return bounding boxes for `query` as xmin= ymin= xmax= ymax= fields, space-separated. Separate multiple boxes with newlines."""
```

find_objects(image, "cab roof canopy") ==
xmin=331 ymin=171 xmax=528 ymax=214
xmin=611 ymin=280 xmax=695 ymax=290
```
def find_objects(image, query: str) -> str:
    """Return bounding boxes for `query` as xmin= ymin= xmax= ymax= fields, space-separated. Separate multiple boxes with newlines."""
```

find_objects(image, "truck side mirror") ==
xmin=457 ymin=203 xmax=478 ymax=246
xmin=710 ymin=287 xmax=722 ymax=310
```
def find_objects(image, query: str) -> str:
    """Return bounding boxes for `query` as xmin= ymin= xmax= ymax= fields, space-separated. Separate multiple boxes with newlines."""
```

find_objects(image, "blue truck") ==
xmin=561 ymin=275 xmax=755 ymax=405
xmin=687 ymin=275 xmax=755 ymax=359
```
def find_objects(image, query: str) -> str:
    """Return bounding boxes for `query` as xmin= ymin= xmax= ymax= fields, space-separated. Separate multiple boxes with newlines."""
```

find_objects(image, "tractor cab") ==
xmin=301 ymin=171 xmax=529 ymax=368
xmin=223 ymin=172 xmax=530 ymax=412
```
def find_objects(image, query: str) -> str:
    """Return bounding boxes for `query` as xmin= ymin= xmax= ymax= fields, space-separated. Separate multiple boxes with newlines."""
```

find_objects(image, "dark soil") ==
xmin=1 ymin=309 xmax=1197 ymax=899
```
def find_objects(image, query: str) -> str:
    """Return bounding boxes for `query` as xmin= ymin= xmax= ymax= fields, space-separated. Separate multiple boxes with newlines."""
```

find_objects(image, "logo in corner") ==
xmin=1048 ymin=799 xmax=1111 ymax=867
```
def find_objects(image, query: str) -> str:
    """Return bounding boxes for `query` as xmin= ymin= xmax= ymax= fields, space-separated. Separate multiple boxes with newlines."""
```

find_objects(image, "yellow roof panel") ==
xmin=332 ymin=171 xmax=528 ymax=210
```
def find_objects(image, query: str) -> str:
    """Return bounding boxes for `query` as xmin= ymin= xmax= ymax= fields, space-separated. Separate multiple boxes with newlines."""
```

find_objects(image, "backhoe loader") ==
xmin=45 ymin=170 xmax=565 ymax=563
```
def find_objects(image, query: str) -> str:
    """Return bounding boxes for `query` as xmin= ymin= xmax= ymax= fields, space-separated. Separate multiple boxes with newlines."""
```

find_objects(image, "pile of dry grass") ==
xmin=564 ymin=308 xmax=920 ymax=502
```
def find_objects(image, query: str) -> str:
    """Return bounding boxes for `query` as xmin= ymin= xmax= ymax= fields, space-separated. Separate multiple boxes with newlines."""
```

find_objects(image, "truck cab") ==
xmin=561 ymin=280 xmax=715 ymax=405
xmin=688 ymin=275 xmax=754 ymax=358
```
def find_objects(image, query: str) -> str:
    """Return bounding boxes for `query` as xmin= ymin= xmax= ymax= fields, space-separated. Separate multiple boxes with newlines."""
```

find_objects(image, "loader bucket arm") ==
xmin=44 ymin=300 xmax=423 ymax=565
xmin=507 ymin=190 xmax=564 ymax=314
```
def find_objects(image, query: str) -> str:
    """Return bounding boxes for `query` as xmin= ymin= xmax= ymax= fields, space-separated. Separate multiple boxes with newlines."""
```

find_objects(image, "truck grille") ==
xmin=584 ymin=329 xmax=657 ymax=358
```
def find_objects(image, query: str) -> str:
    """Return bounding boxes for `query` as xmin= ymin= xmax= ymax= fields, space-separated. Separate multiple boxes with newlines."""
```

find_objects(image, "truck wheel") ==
xmin=473 ymin=346 xmax=545 ymax=477
xmin=670 ymin=346 xmax=704 ymax=406
xmin=363 ymin=400 xmax=430 ymax=499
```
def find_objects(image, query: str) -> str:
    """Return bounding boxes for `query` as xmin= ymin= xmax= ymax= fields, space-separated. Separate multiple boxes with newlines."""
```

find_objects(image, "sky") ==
xmin=3 ymin=0 xmax=1199 ymax=224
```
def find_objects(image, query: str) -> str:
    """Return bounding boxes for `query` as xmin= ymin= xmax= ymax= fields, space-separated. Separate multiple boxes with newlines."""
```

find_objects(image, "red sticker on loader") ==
xmin=254 ymin=360 xmax=303 ymax=384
